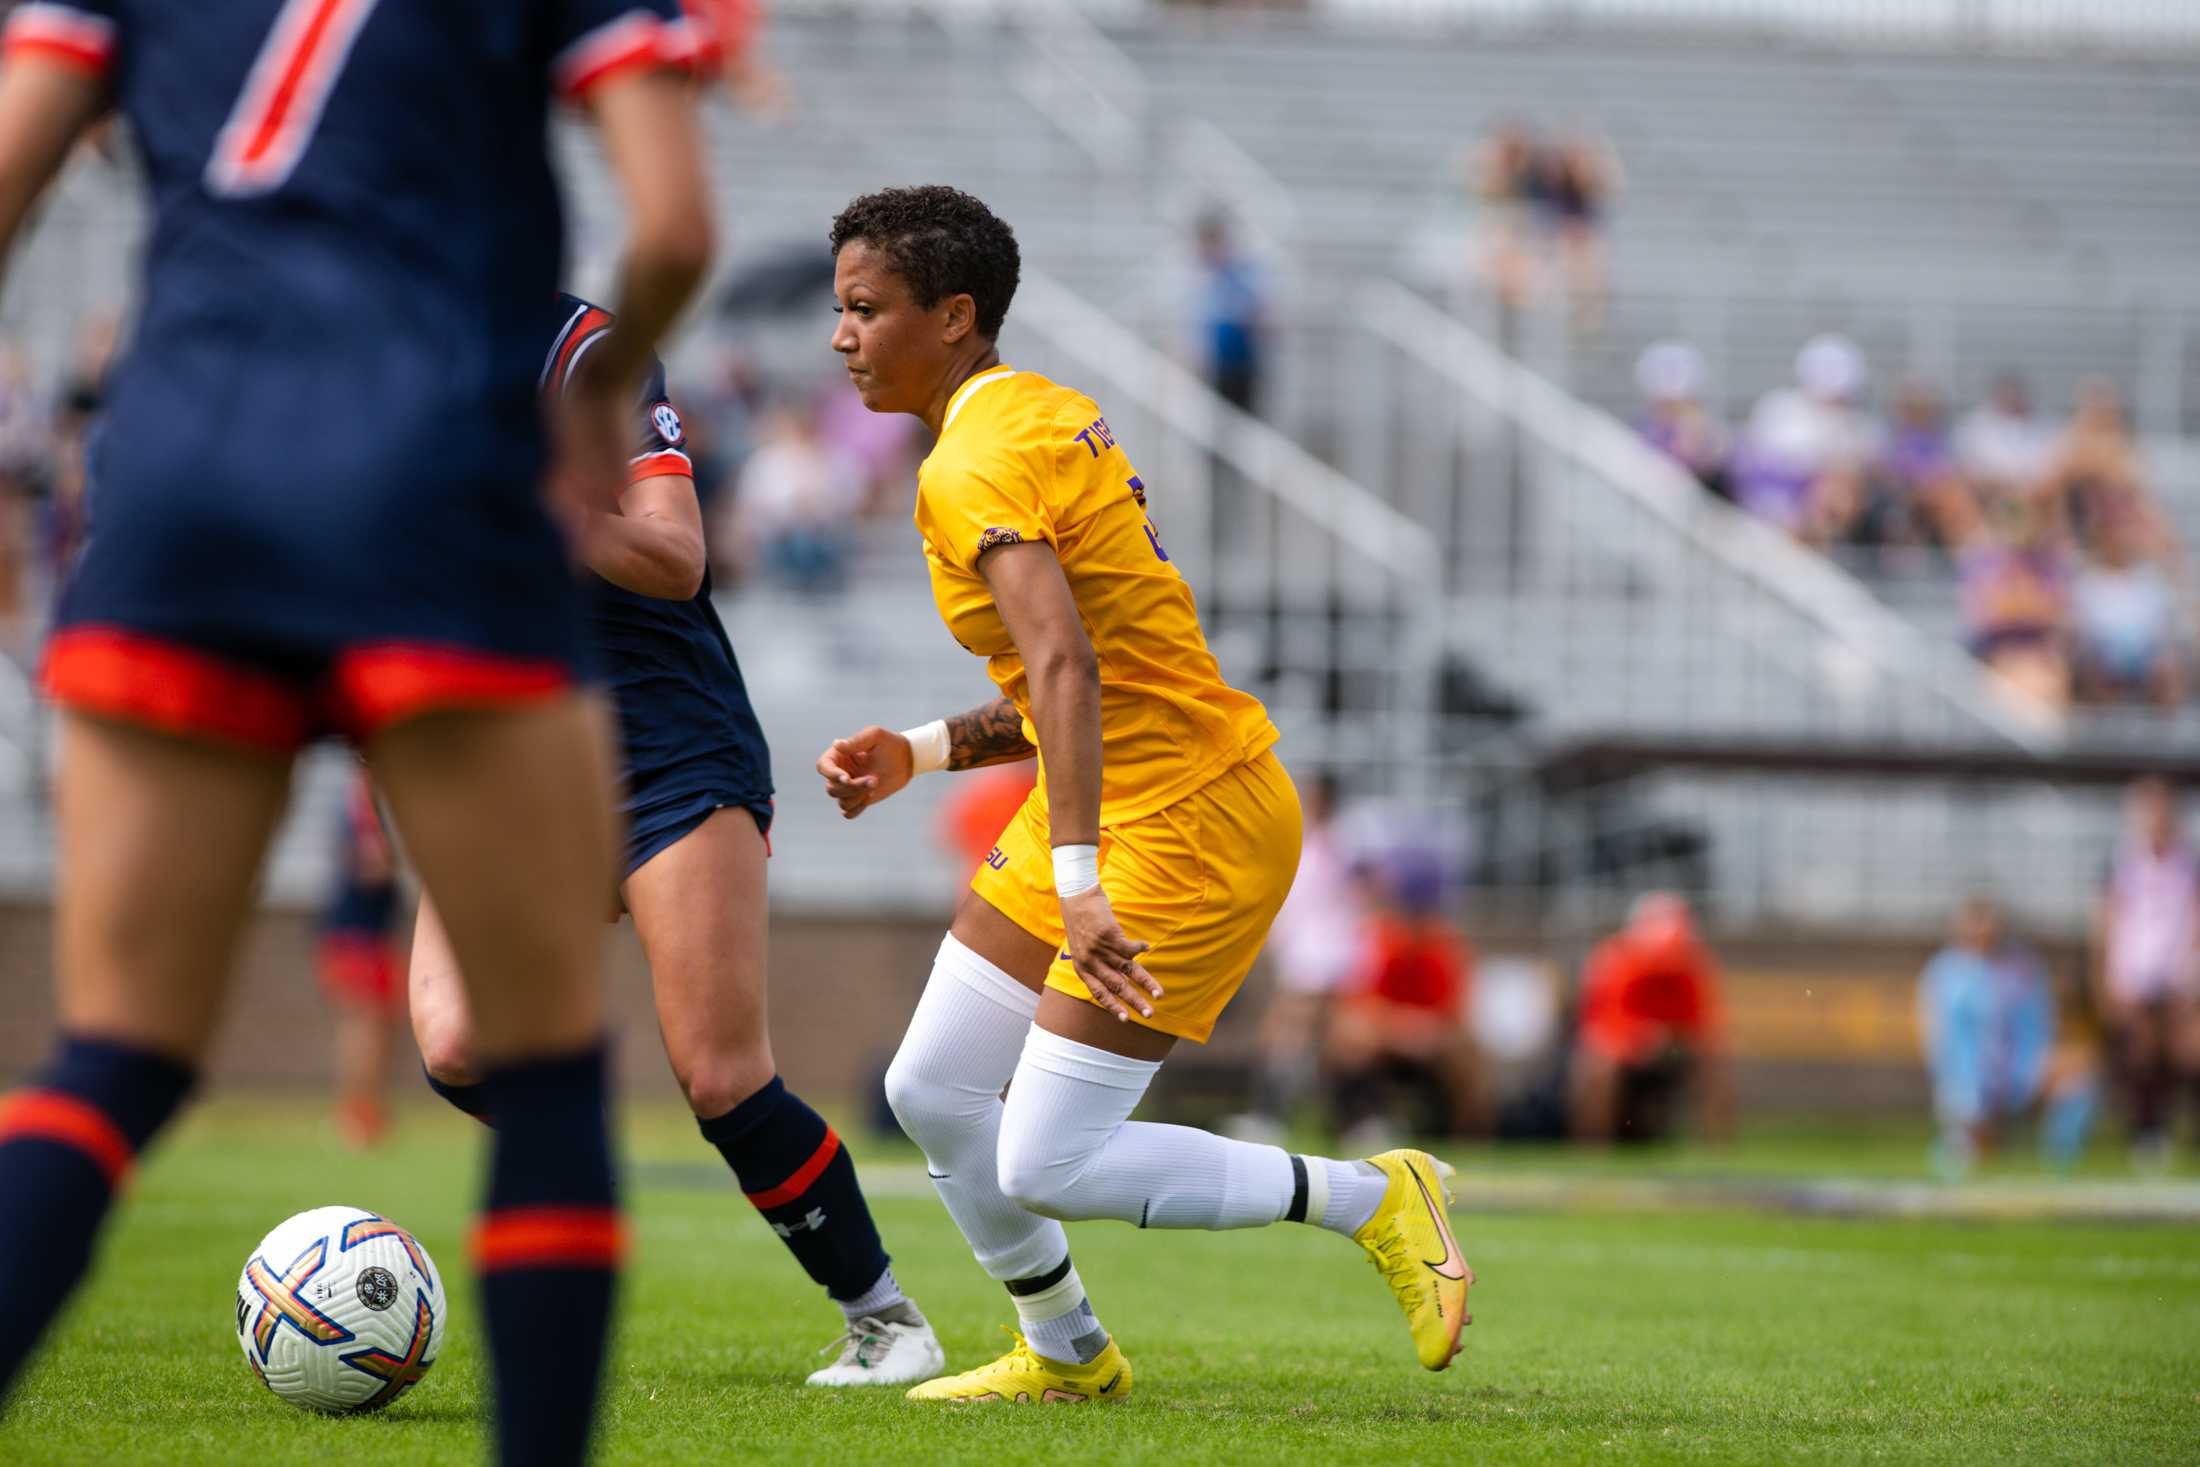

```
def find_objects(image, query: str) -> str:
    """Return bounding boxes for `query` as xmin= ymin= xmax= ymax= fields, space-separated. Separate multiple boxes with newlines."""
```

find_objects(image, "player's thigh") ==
xmin=368 ymin=693 xmax=620 ymax=1065
xmin=53 ymin=713 xmax=294 ymax=1061
xmin=406 ymin=893 xmax=482 ymax=1081
xmin=1043 ymin=753 xmax=1303 ymax=1045
xmin=621 ymin=805 xmax=775 ymax=1112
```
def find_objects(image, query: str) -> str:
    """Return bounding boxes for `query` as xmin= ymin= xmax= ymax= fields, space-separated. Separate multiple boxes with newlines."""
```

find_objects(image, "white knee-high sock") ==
xmin=881 ymin=936 xmax=1067 ymax=1283
xmin=999 ymin=1027 xmax=1387 ymax=1235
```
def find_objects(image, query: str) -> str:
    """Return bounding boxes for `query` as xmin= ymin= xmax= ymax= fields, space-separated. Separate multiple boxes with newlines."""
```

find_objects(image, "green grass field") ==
xmin=3 ymin=1102 xmax=2197 ymax=1465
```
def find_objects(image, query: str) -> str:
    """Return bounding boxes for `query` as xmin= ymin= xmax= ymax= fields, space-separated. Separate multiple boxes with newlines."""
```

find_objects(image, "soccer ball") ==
xmin=234 ymin=1205 xmax=445 ymax=1413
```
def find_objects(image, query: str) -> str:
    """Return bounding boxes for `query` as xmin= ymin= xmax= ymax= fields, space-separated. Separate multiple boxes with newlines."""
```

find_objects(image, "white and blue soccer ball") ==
xmin=235 ymin=1205 xmax=445 ymax=1413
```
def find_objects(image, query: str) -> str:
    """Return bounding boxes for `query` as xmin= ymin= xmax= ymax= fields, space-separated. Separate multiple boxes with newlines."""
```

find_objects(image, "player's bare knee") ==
xmin=676 ymin=1053 xmax=776 ymax=1120
xmin=420 ymin=1039 xmax=480 ymax=1088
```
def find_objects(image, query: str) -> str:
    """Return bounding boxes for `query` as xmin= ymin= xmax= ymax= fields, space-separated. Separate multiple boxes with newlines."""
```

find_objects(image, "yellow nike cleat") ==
xmin=1353 ymin=1149 xmax=1473 ymax=1370
xmin=905 ymin=1330 xmax=1132 ymax=1404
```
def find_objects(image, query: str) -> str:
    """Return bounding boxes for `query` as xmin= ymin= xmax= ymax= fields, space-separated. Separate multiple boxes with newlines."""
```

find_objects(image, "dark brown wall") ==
xmin=0 ymin=899 xmax=952 ymax=1103
xmin=2 ymin=902 xmax=2037 ymax=1111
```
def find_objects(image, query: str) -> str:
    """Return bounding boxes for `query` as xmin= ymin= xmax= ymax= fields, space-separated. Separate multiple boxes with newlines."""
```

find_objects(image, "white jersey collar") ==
xmin=942 ymin=366 xmax=1017 ymax=432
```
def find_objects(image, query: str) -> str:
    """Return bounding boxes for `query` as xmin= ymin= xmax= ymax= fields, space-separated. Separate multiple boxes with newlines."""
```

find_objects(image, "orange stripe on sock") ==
xmin=470 ymin=1206 xmax=626 ymax=1272
xmin=742 ymin=1128 xmax=841 ymax=1210
xmin=0 ymin=1089 xmax=134 ymax=1189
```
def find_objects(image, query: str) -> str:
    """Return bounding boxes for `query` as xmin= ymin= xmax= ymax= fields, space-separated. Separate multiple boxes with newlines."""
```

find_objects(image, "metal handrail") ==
xmin=1021 ymin=268 xmax=1439 ymax=581
xmin=1360 ymin=279 xmax=2063 ymax=753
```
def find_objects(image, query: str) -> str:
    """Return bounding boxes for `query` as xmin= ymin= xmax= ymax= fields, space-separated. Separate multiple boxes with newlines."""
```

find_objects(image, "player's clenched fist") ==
xmin=816 ymin=726 xmax=914 ymax=819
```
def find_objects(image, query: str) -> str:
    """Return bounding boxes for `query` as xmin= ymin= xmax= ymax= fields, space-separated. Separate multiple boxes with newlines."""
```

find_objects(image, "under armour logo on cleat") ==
xmin=772 ymin=1207 xmax=828 ymax=1238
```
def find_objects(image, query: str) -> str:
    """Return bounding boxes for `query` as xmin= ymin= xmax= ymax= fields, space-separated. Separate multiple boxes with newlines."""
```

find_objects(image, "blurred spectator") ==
xmin=1953 ymin=372 xmax=2053 ymax=508
xmin=1539 ymin=127 xmax=1620 ymax=334
xmin=1917 ymin=896 xmax=2095 ymax=1177
xmin=317 ymin=772 xmax=405 ymax=1150
xmin=2072 ymin=507 xmax=2186 ymax=707
xmin=815 ymin=378 xmax=919 ymax=515
xmin=0 ymin=342 xmax=40 ymax=631
xmin=1188 ymin=211 xmax=1271 ymax=416
xmin=725 ymin=401 xmax=865 ymax=594
xmin=936 ymin=761 xmax=1038 ymax=875
xmin=1733 ymin=334 xmax=1880 ymax=545
xmin=684 ymin=345 xmax=768 ymax=547
xmin=1874 ymin=376 xmax=1962 ymax=553
xmin=1569 ymin=893 xmax=1734 ymax=1144
xmin=2093 ymin=778 xmax=2199 ymax=1171
xmin=1469 ymin=119 xmax=1543 ymax=313
xmin=1228 ymin=774 xmax=1366 ymax=1144
xmin=2043 ymin=377 xmax=2155 ymax=550
xmin=1325 ymin=849 xmax=1484 ymax=1145
xmin=1632 ymin=340 xmax=1730 ymax=500
xmin=38 ymin=315 xmax=118 ymax=593
xmin=1949 ymin=492 xmax=2074 ymax=711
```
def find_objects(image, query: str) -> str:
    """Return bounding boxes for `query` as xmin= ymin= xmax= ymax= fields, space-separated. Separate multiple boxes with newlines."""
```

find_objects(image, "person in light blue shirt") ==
xmin=1918 ymin=896 xmax=2094 ymax=1175
xmin=1191 ymin=212 xmax=1270 ymax=415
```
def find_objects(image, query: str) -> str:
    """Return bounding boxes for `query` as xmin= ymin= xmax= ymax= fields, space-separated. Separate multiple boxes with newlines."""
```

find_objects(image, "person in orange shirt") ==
xmin=1570 ymin=893 xmax=1735 ymax=1144
xmin=937 ymin=760 xmax=1039 ymax=874
xmin=816 ymin=187 xmax=1470 ymax=1404
xmin=1326 ymin=851 xmax=1488 ymax=1141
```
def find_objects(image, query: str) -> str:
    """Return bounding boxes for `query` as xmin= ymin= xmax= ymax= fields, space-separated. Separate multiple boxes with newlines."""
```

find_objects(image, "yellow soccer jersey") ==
xmin=914 ymin=366 xmax=1277 ymax=827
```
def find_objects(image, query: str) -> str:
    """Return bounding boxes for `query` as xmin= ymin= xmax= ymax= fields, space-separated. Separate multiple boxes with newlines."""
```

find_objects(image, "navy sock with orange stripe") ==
xmin=699 ymin=1077 xmax=893 ymax=1308
xmin=0 ymin=1035 xmax=194 ymax=1399
xmin=474 ymin=1045 xmax=620 ymax=1467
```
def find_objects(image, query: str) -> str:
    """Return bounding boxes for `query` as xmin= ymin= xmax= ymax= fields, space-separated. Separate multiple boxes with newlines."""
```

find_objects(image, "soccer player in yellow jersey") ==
xmin=815 ymin=186 xmax=1473 ymax=1403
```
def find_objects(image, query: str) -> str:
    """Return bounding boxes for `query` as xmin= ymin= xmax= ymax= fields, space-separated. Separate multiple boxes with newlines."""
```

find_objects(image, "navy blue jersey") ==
xmin=21 ymin=1 xmax=699 ymax=698
xmin=540 ymin=294 xmax=772 ymax=806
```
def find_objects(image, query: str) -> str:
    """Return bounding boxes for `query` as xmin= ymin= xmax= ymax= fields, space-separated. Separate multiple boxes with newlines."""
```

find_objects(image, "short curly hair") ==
xmin=830 ymin=186 xmax=1021 ymax=341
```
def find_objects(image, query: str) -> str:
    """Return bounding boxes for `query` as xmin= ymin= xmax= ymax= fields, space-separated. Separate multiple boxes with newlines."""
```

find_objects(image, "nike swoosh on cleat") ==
xmin=1407 ymin=1161 xmax=1471 ymax=1283
xmin=927 ymin=1171 xmax=952 ymax=1180
xmin=1102 ymin=1370 xmax=1122 ymax=1392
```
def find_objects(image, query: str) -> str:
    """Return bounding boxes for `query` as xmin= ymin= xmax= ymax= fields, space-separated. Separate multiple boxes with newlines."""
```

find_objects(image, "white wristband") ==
xmin=900 ymin=720 xmax=950 ymax=775
xmin=1053 ymin=843 xmax=1101 ymax=898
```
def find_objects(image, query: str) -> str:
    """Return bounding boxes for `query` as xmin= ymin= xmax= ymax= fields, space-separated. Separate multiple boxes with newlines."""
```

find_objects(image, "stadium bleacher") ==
xmin=0 ymin=1 xmax=2193 ymax=938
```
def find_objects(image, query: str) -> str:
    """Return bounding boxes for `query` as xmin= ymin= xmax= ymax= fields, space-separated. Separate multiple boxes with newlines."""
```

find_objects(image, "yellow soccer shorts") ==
xmin=970 ymin=750 xmax=1303 ymax=1042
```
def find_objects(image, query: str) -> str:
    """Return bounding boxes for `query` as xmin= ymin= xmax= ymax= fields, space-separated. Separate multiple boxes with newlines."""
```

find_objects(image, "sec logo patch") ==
xmin=653 ymin=403 xmax=684 ymax=444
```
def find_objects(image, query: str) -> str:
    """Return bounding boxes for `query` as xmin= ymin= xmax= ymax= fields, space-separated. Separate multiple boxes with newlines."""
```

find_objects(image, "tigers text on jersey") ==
xmin=913 ymin=367 xmax=1276 ymax=827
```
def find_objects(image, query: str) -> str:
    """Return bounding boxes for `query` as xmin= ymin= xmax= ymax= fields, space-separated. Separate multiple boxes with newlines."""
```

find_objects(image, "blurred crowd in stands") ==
xmin=1471 ymin=118 xmax=1621 ymax=332
xmin=0 ymin=319 xmax=117 ymax=657
xmin=1189 ymin=768 xmax=2195 ymax=1172
xmin=1190 ymin=774 xmax=1736 ymax=1154
xmin=1634 ymin=337 xmax=2194 ymax=712
xmin=1918 ymin=777 xmax=2200 ymax=1176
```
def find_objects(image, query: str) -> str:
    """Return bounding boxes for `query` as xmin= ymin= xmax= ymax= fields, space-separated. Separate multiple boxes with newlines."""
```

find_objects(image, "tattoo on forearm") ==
xmin=945 ymin=696 xmax=1035 ymax=770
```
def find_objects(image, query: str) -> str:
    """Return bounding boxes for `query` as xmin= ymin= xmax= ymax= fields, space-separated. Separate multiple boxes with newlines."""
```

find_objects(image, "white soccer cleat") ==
xmin=805 ymin=1315 xmax=948 ymax=1387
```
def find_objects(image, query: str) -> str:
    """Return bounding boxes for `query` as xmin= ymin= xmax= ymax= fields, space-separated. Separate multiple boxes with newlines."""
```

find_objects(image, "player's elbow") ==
xmin=664 ymin=534 xmax=707 ymax=599
xmin=1029 ymin=638 xmax=1099 ymax=695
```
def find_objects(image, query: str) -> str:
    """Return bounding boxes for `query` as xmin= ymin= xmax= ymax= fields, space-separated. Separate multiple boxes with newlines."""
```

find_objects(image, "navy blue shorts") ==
xmin=616 ymin=741 xmax=773 ymax=883
xmin=45 ymin=414 xmax=583 ymax=751
xmin=623 ymin=785 xmax=773 ymax=881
